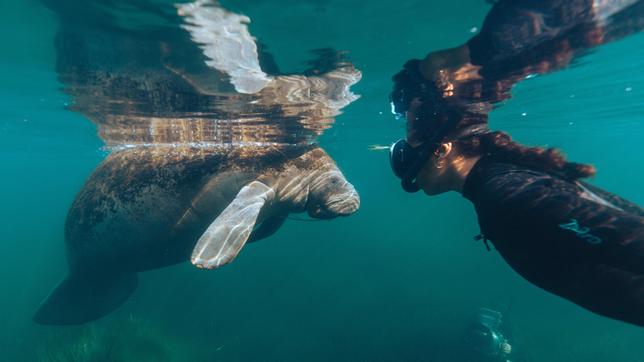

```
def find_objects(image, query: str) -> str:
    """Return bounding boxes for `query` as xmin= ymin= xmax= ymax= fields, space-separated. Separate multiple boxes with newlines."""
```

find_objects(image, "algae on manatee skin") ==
xmin=40 ymin=315 xmax=202 ymax=362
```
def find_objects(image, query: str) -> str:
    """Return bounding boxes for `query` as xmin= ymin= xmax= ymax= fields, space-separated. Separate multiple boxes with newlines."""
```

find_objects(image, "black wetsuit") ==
xmin=463 ymin=157 xmax=644 ymax=327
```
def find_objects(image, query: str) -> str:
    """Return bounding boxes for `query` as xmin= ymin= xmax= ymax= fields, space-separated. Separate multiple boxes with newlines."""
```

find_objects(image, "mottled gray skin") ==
xmin=65 ymin=144 xmax=359 ymax=275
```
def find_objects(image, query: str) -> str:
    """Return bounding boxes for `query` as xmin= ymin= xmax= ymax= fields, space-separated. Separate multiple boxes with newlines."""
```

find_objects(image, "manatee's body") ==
xmin=37 ymin=0 xmax=362 ymax=326
xmin=68 ymin=145 xmax=297 ymax=271
xmin=35 ymin=145 xmax=359 ymax=325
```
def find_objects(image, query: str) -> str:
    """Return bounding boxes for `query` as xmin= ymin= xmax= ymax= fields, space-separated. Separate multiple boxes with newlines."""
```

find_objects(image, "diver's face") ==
xmin=416 ymin=145 xmax=452 ymax=196
xmin=416 ymin=157 xmax=444 ymax=195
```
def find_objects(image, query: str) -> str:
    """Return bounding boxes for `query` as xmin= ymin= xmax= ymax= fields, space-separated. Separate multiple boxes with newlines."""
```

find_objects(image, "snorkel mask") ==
xmin=389 ymin=139 xmax=435 ymax=193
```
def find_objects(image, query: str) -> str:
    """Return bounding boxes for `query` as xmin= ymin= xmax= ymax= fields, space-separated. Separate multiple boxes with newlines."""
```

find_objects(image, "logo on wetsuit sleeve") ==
xmin=558 ymin=219 xmax=603 ymax=245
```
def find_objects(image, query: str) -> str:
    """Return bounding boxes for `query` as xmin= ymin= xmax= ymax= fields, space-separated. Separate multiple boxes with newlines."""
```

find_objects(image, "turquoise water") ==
xmin=1 ymin=0 xmax=644 ymax=361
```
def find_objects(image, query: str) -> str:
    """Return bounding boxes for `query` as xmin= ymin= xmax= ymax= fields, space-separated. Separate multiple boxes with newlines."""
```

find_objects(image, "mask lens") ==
xmin=389 ymin=139 xmax=419 ymax=179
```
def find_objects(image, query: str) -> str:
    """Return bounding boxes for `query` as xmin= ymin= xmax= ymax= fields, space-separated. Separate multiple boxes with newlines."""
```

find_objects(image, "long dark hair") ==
xmin=456 ymin=131 xmax=596 ymax=180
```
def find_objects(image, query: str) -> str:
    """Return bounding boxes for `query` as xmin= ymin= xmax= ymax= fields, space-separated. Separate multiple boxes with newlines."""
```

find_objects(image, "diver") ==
xmin=388 ymin=0 xmax=644 ymax=327
xmin=464 ymin=308 xmax=513 ymax=362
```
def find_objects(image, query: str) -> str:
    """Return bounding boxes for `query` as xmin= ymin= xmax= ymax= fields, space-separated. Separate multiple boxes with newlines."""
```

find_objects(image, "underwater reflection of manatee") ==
xmin=35 ymin=0 xmax=361 ymax=325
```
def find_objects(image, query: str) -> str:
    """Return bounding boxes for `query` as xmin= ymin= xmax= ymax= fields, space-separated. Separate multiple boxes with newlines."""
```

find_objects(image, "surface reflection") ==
xmin=392 ymin=0 xmax=644 ymax=144
xmin=48 ymin=0 xmax=361 ymax=147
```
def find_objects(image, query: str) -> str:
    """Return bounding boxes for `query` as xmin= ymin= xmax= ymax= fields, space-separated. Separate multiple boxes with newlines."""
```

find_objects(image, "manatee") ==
xmin=33 ymin=144 xmax=359 ymax=325
xmin=36 ymin=0 xmax=362 ymax=326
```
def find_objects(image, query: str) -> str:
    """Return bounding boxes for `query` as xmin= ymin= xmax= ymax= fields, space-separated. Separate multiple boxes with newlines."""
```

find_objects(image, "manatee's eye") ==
xmin=329 ymin=176 xmax=344 ymax=187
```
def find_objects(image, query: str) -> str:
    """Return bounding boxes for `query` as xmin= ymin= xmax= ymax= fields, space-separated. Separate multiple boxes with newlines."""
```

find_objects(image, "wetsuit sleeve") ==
xmin=476 ymin=171 xmax=644 ymax=326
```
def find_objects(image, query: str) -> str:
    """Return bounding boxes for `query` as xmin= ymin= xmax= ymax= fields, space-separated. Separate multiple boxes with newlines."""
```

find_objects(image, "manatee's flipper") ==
xmin=33 ymin=272 xmax=138 ymax=325
xmin=248 ymin=215 xmax=287 ymax=243
xmin=191 ymin=181 xmax=275 ymax=269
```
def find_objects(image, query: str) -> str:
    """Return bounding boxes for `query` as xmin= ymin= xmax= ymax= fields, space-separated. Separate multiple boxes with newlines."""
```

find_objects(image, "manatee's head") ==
xmin=306 ymin=168 xmax=360 ymax=219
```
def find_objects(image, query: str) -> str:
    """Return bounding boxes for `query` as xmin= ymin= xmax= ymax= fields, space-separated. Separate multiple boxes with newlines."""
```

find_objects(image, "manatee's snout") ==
xmin=325 ymin=186 xmax=360 ymax=216
xmin=308 ymin=176 xmax=360 ymax=219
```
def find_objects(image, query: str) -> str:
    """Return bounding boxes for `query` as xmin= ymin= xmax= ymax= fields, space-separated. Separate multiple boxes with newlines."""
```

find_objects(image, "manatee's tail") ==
xmin=33 ymin=271 xmax=138 ymax=325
